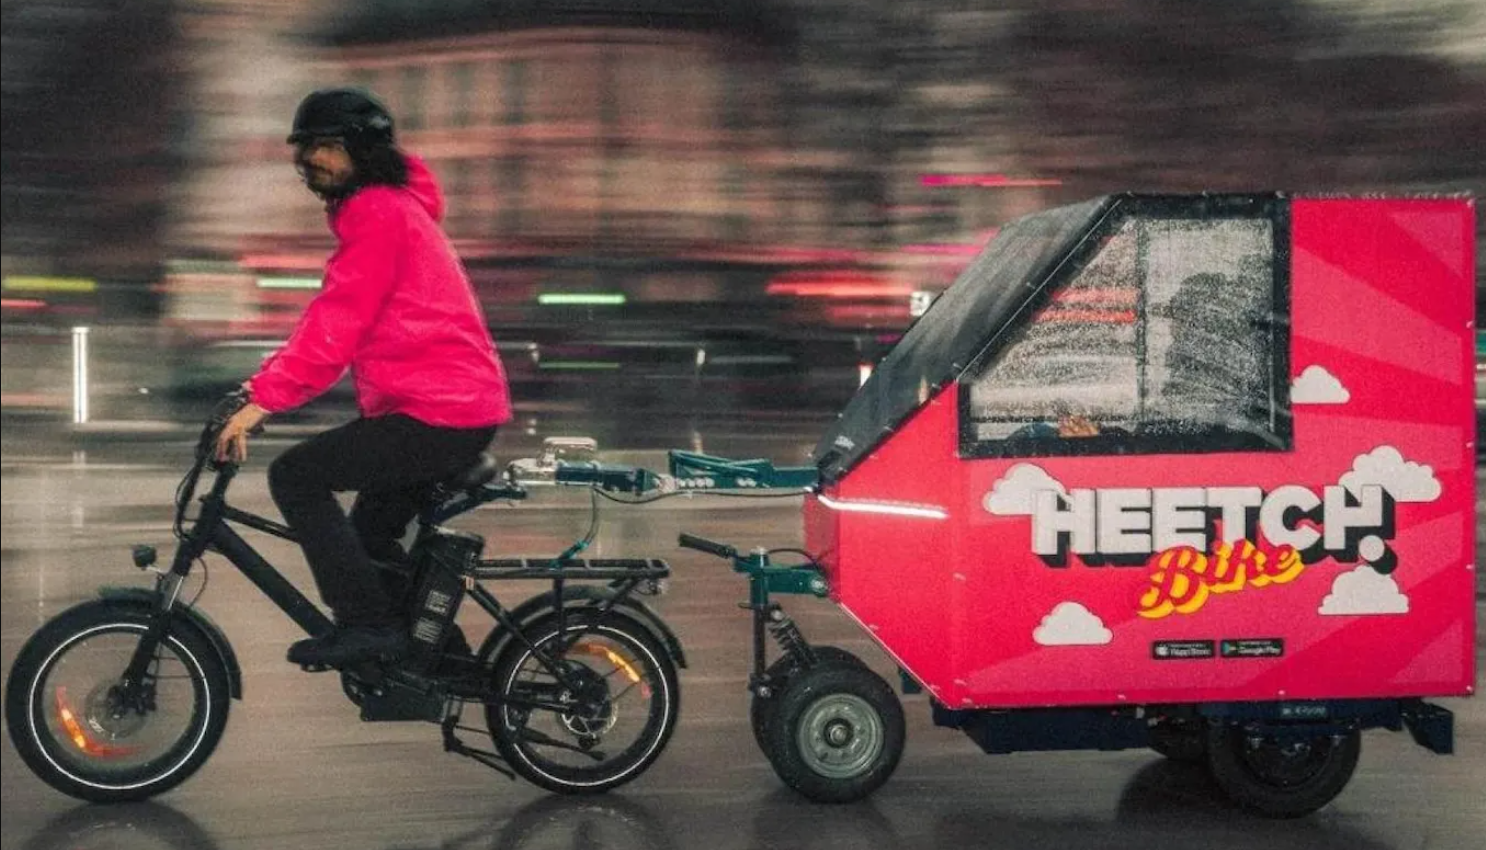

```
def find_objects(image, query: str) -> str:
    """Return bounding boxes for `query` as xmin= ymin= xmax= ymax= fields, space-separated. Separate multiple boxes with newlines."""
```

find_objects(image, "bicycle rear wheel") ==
xmin=487 ymin=612 xmax=678 ymax=794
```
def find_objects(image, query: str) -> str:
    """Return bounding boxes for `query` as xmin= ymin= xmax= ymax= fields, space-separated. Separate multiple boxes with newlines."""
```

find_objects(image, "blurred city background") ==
xmin=3 ymin=8 xmax=1485 ymax=845
xmin=3 ymin=0 xmax=1484 ymax=444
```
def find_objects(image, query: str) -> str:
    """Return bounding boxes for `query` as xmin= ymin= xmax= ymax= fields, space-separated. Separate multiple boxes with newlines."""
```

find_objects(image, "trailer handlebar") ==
xmin=677 ymin=533 xmax=738 ymax=561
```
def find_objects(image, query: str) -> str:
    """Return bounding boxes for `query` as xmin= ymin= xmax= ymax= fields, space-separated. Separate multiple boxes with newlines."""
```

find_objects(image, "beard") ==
xmin=305 ymin=169 xmax=355 ymax=201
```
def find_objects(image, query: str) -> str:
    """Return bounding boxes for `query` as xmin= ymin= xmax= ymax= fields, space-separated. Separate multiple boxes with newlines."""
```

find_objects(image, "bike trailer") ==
xmin=791 ymin=193 xmax=1475 ymax=814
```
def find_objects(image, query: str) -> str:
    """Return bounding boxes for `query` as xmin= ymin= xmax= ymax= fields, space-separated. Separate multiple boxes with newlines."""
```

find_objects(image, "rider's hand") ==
xmin=215 ymin=403 xmax=270 ymax=463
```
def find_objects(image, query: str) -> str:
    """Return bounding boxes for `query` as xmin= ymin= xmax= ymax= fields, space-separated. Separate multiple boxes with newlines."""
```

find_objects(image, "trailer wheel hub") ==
xmin=824 ymin=718 xmax=854 ymax=747
xmin=797 ymin=693 xmax=883 ymax=779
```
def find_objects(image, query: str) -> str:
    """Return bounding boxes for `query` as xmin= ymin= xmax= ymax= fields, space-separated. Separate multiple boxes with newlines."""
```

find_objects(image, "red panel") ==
xmin=803 ymin=493 xmax=837 ymax=576
xmin=820 ymin=393 xmax=964 ymax=701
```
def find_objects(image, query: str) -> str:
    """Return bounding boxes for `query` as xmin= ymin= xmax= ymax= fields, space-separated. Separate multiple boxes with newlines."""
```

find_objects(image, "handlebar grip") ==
xmin=677 ymin=533 xmax=737 ymax=560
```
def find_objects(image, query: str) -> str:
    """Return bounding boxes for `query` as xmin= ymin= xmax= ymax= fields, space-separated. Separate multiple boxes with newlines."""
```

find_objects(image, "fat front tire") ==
xmin=1205 ymin=722 xmax=1361 ymax=818
xmin=764 ymin=661 xmax=905 ymax=803
xmin=487 ymin=612 xmax=679 ymax=794
xmin=5 ymin=601 xmax=231 ymax=803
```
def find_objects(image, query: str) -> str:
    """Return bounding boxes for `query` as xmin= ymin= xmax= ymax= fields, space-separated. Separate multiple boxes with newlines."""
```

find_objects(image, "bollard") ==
xmin=71 ymin=326 xmax=89 ymax=424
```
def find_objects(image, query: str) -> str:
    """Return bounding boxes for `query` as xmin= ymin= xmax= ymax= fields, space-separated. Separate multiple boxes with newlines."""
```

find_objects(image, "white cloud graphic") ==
xmin=1338 ymin=446 xmax=1441 ymax=503
xmin=1319 ymin=566 xmax=1410 ymax=616
xmin=1291 ymin=365 xmax=1350 ymax=404
xmin=984 ymin=464 xmax=1067 ymax=515
xmin=1033 ymin=602 xmax=1113 ymax=646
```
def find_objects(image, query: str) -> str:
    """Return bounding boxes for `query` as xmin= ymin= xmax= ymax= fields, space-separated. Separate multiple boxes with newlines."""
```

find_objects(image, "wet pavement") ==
xmin=2 ymin=424 xmax=1483 ymax=850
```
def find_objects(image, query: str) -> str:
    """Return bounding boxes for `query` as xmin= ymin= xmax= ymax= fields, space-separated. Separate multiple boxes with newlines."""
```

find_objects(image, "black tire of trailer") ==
xmin=1205 ymin=722 xmax=1361 ymax=818
xmin=763 ymin=660 xmax=905 ymax=804
xmin=750 ymin=646 xmax=867 ymax=759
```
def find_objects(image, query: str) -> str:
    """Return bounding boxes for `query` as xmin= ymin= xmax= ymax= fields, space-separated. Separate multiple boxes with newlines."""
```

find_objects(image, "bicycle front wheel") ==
xmin=487 ymin=612 xmax=678 ymax=794
xmin=5 ymin=600 xmax=231 ymax=802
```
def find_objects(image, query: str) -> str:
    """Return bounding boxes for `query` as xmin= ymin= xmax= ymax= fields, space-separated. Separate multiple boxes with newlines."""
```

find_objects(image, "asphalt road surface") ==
xmin=2 ymin=425 xmax=1482 ymax=850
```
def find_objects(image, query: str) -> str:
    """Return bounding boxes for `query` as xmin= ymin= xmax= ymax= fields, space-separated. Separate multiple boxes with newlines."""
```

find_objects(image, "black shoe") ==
xmin=287 ymin=632 xmax=332 ymax=669
xmin=287 ymin=625 xmax=410 ymax=669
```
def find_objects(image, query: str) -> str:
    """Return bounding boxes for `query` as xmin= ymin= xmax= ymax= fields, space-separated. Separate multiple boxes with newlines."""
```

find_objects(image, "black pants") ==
xmin=268 ymin=414 xmax=497 ymax=628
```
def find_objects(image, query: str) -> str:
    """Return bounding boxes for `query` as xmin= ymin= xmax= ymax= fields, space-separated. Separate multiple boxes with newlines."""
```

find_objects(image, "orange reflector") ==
xmin=54 ymin=687 xmax=141 ymax=758
xmin=603 ymin=648 xmax=641 ymax=684
xmin=571 ymin=642 xmax=651 ymax=698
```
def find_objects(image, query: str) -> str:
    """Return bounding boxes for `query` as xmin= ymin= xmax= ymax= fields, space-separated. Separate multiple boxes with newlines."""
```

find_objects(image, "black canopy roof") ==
xmin=812 ymin=192 xmax=1306 ymax=480
xmin=811 ymin=195 xmax=1118 ymax=481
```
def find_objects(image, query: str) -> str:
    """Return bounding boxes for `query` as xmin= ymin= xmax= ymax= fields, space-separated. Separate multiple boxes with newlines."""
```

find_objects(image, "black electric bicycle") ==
xmin=5 ymin=394 xmax=684 ymax=803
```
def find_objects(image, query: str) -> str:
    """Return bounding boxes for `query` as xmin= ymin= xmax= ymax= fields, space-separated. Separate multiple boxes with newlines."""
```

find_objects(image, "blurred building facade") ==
xmin=159 ymin=0 xmax=1071 ymax=342
xmin=7 ymin=0 xmax=1480 ymax=338
xmin=166 ymin=0 xmax=926 ymax=342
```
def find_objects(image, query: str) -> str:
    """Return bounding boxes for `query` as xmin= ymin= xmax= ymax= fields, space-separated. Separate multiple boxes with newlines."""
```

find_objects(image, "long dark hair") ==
xmin=349 ymin=141 xmax=408 ymax=189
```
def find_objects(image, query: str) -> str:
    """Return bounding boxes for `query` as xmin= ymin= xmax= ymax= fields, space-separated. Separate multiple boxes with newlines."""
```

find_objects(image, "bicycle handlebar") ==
xmin=175 ymin=390 xmax=255 ymax=534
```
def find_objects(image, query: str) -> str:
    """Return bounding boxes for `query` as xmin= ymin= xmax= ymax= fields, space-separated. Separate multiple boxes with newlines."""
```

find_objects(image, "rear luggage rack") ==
xmin=467 ymin=558 xmax=669 ymax=581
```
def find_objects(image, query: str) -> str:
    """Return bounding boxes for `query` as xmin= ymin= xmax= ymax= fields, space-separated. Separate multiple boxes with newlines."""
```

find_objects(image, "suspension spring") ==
xmin=766 ymin=606 xmax=816 ymax=667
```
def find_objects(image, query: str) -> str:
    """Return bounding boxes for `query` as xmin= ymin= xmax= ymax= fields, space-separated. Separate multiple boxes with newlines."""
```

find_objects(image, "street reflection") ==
xmin=749 ymin=790 xmax=902 ymax=850
xmin=377 ymin=794 xmax=676 ymax=850
xmin=19 ymin=802 xmax=221 ymax=850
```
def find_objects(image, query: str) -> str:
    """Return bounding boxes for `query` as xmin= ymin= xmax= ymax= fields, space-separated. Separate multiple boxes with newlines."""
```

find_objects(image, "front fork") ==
xmin=736 ymin=549 xmax=830 ymax=699
xmin=118 ymin=467 xmax=235 ymax=707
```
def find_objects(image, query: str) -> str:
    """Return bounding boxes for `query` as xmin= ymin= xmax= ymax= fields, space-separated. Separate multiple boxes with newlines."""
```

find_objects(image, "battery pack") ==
xmin=405 ymin=529 xmax=484 ymax=673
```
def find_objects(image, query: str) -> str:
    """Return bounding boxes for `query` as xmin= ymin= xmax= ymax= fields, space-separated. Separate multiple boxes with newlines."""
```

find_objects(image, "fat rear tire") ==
xmin=487 ymin=612 xmax=678 ymax=794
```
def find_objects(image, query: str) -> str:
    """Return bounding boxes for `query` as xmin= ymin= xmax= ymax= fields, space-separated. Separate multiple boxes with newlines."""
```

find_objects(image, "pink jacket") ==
xmin=249 ymin=155 xmax=512 ymax=428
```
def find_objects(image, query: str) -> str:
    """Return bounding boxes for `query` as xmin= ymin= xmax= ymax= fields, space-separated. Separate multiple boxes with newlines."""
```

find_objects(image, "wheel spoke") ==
xmin=8 ymin=607 xmax=230 ymax=802
xmin=485 ymin=619 xmax=676 ymax=793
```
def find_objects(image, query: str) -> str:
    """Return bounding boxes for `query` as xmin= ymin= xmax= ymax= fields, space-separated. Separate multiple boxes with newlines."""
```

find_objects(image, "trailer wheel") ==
xmin=750 ymin=647 xmax=865 ymax=758
xmin=764 ymin=661 xmax=904 ymax=803
xmin=1205 ymin=722 xmax=1361 ymax=818
xmin=1149 ymin=719 xmax=1207 ymax=763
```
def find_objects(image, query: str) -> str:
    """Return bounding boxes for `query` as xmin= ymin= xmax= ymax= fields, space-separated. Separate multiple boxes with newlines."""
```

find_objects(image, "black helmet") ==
xmin=287 ymin=88 xmax=394 ymax=146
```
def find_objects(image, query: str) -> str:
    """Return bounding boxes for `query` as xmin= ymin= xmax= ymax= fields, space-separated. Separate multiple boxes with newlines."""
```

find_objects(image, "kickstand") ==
xmin=440 ymin=711 xmax=515 ymax=780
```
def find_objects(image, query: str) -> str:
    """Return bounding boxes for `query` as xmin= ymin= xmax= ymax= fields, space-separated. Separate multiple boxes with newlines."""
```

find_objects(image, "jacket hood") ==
xmin=401 ymin=154 xmax=444 ymax=223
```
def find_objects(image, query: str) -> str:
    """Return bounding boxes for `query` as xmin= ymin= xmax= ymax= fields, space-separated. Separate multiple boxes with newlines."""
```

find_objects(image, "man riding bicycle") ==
xmin=215 ymin=88 xmax=511 ymax=669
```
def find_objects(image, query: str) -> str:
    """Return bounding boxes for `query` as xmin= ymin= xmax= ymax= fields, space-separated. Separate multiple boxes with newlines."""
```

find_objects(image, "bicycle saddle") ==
xmin=445 ymin=453 xmax=499 ymax=492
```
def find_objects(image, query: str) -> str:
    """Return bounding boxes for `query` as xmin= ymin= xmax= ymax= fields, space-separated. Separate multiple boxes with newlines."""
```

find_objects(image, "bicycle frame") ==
xmin=121 ymin=454 xmax=670 ymax=717
xmin=9 ymin=396 xmax=686 ymax=795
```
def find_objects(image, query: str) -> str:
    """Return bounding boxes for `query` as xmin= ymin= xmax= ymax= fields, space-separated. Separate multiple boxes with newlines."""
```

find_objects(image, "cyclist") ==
xmin=215 ymin=88 xmax=511 ymax=668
